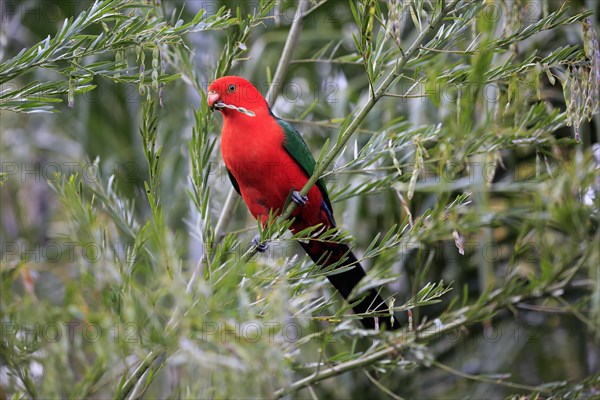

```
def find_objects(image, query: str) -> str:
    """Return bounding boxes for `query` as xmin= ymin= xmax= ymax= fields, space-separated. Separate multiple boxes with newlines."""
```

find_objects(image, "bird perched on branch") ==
xmin=208 ymin=76 xmax=396 ymax=330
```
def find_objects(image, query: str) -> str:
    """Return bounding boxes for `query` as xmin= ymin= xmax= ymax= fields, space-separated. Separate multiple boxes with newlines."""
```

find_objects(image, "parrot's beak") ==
xmin=207 ymin=90 xmax=220 ymax=111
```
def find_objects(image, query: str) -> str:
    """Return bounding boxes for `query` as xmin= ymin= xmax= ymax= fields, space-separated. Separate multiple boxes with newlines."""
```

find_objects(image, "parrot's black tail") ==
xmin=299 ymin=240 xmax=398 ymax=330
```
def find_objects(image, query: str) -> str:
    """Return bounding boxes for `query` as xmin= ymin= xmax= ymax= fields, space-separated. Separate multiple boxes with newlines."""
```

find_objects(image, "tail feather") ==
xmin=299 ymin=240 xmax=397 ymax=330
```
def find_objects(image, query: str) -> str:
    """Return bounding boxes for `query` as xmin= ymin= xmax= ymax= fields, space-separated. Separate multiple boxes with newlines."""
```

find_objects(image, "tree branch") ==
xmin=114 ymin=350 xmax=162 ymax=400
xmin=273 ymin=278 xmax=591 ymax=398
xmin=243 ymin=0 xmax=466 ymax=260
xmin=273 ymin=315 xmax=468 ymax=398
xmin=266 ymin=0 xmax=311 ymax=104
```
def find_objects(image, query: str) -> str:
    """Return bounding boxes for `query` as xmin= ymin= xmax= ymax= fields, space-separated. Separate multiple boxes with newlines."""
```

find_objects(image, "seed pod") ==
xmin=583 ymin=18 xmax=599 ymax=116
xmin=408 ymin=142 xmax=423 ymax=200
xmin=563 ymin=67 xmax=572 ymax=126
xmin=68 ymin=75 xmax=75 ymax=108
xmin=151 ymin=69 xmax=159 ymax=91
xmin=387 ymin=0 xmax=402 ymax=48
xmin=139 ymin=63 xmax=145 ymax=95
xmin=159 ymin=82 xmax=164 ymax=108
xmin=452 ymin=229 xmax=465 ymax=255
xmin=152 ymin=46 xmax=159 ymax=70
xmin=572 ymin=67 xmax=582 ymax=141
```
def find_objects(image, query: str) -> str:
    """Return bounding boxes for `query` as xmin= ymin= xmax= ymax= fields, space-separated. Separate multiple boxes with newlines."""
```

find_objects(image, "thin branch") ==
xmin=364 ymin=371 xmax=406 ymax=400
xmin=273 ymin=278 xmax=587 ymax=398
xmin=430 ymin=359 xmax=552 ymax=394
xmin=281 ymin=0 xmax=464 ymax=222
xmin=214 ymin=187 xmax=240 ymax=242
xmin=553 ymin=296 xmax=595 ymax=329
xmin=282 ymin=118 xmax=380 ymax=134
xmin=418 ymin=46 xmax=475 ymax=54
xmin=266 ymin=0 xmax=312 ymax=104
xmin=244 ymin=0 xmax=466 ymax=260
xmin=290 ymin=59 xmax=362 ymax=65
xmin=273 ymin=315 xmax=468 ymax=398
xmin=383 ymin=93 xmax=429 ymax=99
xmin=302 ymin=0 xmax=329 ymax=20
xmin=114 ymin=351 xmax=162 ymax=400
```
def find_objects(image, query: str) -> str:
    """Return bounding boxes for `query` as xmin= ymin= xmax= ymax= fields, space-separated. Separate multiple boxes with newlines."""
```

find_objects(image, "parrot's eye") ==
xmin=227 ymin=84 xmax=236 ymax=92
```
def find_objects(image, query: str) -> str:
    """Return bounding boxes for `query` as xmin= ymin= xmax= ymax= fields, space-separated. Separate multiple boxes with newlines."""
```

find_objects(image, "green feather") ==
xmin=276 ymin=118 xmax=334 ymax=221
xmin=223 ymin=115 xmax=336 ymax=225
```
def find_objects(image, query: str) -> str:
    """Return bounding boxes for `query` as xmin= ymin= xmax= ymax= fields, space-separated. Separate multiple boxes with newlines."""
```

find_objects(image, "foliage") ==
xmin=1 ymin=0 xmax=598 ymax=398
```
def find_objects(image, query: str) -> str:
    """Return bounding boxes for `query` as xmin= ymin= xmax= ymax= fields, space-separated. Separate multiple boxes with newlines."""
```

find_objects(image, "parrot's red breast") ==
xmin=208 ymin=76 xmax=329 ymax=231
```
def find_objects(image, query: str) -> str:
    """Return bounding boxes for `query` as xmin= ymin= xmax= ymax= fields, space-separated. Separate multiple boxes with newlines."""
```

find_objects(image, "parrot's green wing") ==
xmin=276 ymin=117 xmax=336 ymax=226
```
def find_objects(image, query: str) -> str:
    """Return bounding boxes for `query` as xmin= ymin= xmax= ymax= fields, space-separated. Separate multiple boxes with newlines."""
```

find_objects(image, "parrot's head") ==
xmin=207 ymin=76 xmax=267 ymax=117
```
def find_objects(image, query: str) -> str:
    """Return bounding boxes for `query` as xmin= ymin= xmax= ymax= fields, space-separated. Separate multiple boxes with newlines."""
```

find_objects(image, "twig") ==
xmin=214 ymin=188 xmax=240 ymax=242
xmin=114 ymin=351 xmax=162 ymax=400
xmin=364 ymin=371 xmax=406 ymax=400
xmin=272 ymin=315 xmax=468 ymax=398
xmin=243 ymin=0 xmax=465 ymax=261
xmin=430 ymin=359 xmax=552 ymax=394
xmin=266 ymin=0 xmax=311 ymax=104
xmin=273 ymin=277 xmax=591 ymax=398
xmin=418 ymin=46 xmax=476 ymax=54
xmin=283 ymin=118 xmax=379 ymax=135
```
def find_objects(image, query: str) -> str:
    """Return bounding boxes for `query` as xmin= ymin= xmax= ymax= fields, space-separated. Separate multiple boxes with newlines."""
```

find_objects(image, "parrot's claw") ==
xmin=292 ymin=191 xmax=308 ymax=206
xmin=252 ymin=235 xmax=269 ymax=252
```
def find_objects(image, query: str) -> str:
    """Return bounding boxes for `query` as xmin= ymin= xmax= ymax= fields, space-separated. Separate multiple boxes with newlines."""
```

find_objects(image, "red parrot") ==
xmin=208 ymin=76 xmax=395 ymax=330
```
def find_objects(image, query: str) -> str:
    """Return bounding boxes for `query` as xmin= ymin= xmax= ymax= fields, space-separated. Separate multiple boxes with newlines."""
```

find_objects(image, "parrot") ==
xmin=207 ymin=76 xmax=396 ymax=330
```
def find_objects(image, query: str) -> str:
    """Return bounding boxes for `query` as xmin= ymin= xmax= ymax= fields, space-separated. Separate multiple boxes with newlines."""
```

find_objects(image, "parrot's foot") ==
xmin=292 ymin=191 xmax=308 ymax=206
xmin=252 ymin=235 xmax=269 ymax=252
